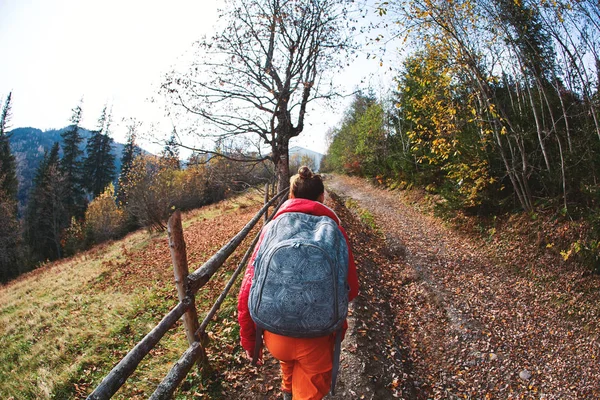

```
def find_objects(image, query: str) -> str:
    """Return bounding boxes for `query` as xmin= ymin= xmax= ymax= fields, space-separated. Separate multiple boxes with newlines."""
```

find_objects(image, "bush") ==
xmin=62 ymin=216 xmax=86 ymax=256
xmin=120 ymin=155 xmax=176 ymax=231
xmin=120 ymin=153 xmax=272 ymax=232
xmin=173 ymin=164 xmax=210 ymax=211
xmin=84 ymin=183 xmax=126 ymax=242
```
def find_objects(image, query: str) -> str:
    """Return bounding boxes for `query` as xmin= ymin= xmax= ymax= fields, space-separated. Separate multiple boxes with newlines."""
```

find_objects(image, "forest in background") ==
xmin=2 ymin=0 xmax=600 ymax=281
xmin=0 ymin=97 xmax=278 ymax=283
xmin=324 ymin=0 xmax=600 ymax=271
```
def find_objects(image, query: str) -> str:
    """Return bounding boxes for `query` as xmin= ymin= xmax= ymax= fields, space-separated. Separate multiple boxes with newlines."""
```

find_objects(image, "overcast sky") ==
xmin=0 ymin=0 xmax=396 ymax=155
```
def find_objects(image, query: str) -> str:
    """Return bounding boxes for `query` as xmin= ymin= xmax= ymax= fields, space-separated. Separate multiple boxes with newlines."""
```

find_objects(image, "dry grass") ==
xmin=0 ymin=192 xmax=264 ymax=400
xmin=1 ymin=235 xmax=141 ymax=398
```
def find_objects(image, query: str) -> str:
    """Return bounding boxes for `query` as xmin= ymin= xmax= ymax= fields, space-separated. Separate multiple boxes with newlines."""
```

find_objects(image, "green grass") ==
xmin=0 ymin=194 xmax=260 ymax=399
xmin=0 ymin=240 xmax=179 ymax=399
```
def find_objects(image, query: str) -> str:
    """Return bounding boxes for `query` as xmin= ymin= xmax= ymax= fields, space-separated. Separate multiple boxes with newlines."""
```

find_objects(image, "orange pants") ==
xmin=263 ymin=331 xmax=334 ymax=400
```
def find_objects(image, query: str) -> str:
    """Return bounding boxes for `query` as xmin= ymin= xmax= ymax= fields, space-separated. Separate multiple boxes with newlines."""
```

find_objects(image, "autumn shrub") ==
xmin=570 ymin=212 xmax=600 ymax=273
xmin=120 ymin=155 xmax=176 ymax=231
xmin=202 ymin=156 xmax=272 ymax=201
xmin=119 ymin=153 xmax=272 ymax=232
xmin=172 ymin=164 xmax=210 ymax=211
xmin=84 ymin=183 xmax=126 ymax=243
xmin=173 ymin=157 xmax=268 ymax=211
xmin=62 ymin=216 xmax=86 ymax=257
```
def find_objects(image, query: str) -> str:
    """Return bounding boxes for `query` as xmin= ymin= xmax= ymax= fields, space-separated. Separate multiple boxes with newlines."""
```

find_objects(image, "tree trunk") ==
xmin=555 ymin=84 xmax=572 ymax=153
xmin=557 ymin=136 xmax=568 ymax=212
xmin=276 ymin=155 xmax=290 ymax=193
xmin=273 ymin=139 xmax=291 ymax=193
xmin=524 ymin=74 xmax=552 ymax=173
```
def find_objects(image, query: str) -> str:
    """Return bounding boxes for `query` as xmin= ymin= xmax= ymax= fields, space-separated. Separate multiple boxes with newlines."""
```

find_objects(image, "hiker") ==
xmin=238 ymin=166 xmax=359 ymax=400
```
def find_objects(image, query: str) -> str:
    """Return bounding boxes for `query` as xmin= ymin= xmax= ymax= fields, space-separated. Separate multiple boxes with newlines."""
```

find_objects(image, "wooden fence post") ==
xmin=90 ymin=191 xmax=290 ymax=399
xmin=168 ymin=211 xmax=200 ymax=345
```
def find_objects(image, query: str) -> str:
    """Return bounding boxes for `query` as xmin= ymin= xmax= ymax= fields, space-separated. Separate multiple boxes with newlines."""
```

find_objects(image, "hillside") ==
xmin=0 ymin=194 xmax=264 ymax=399
xmin=8 ymin=127 xmax=127 ymax=208
xmin=1 ymin=176 xmax=599 ymax=399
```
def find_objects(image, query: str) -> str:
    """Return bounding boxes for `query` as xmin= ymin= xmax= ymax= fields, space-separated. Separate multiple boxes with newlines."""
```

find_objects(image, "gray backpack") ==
xmin=248 ymin=211 xmax=349 ymax=394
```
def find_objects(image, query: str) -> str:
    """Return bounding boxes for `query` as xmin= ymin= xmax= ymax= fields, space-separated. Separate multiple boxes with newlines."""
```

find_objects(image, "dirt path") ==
xmin=225 ymin=182 xmax=409 ymax=400
xmin=226 ymin=175 xmax=599 ymax=399
xmin=325 ymin=175 xmax=600 ymax=400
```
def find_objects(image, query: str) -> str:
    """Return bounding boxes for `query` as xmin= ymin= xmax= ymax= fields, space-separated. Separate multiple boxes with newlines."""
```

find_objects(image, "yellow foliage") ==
xmin=445 ymin=160 xmax=492 ymax=206
xmin=85 ymin=183 xmax=125 ymax=243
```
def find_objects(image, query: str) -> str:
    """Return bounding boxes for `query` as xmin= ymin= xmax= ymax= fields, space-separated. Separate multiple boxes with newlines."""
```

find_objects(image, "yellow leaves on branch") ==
xmin=445 ymin=160 xmax=493 ymax=206
xmin=401 ymin=49 xmax=463 ymax=165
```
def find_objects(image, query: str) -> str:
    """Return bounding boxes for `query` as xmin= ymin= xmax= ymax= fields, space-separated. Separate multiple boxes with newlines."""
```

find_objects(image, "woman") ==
xmin=238 ymin=166 xmax=359 ymax=400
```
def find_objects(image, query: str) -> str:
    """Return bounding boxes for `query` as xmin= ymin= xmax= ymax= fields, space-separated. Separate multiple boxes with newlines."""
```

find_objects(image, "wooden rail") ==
xmin=87 ymin=186 xmax=288 ymax=399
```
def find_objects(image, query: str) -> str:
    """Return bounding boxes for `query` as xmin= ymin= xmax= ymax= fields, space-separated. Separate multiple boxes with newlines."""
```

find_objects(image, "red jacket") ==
xmin=237 ymin=198 xmax=359 ymax=353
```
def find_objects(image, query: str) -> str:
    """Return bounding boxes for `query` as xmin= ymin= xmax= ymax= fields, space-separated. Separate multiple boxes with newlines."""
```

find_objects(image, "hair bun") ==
xmin=298 ymin=166 xmax=313 ymax=179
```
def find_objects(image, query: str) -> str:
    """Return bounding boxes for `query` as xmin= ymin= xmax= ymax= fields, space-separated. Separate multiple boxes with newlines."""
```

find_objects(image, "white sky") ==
xmin=0 ymin=0 xmax=397 ymax=155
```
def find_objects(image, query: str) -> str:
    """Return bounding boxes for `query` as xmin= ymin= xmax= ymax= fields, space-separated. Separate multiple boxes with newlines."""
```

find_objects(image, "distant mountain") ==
xmin=289 ymin=146 xmax=324 ymax=171
xmin=8 ymin=127 xmax=127 ymax=210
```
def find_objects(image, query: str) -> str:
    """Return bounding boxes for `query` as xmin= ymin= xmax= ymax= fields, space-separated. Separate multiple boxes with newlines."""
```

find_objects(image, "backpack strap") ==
xmin=252 ymin=325 xmax=263 ymax=366
xmin=329 ymin=328 xmax=343 ymax=395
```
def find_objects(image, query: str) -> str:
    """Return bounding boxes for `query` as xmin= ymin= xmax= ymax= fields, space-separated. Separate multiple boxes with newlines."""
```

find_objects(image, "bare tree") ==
xmin=162 ymin=0 xmax=356 ymax=190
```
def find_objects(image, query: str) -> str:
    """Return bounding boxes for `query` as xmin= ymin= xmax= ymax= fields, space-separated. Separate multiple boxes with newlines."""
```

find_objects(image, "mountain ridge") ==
xmin=8 ymin=126 xmax=126 ymax=209
xmin=289 ymin=145 xmax=324 ymax=171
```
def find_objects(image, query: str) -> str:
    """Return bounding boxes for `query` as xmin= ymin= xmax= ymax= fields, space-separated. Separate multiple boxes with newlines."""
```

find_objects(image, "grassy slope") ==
xmin=0 ymin=193 xmax=263 ymax=400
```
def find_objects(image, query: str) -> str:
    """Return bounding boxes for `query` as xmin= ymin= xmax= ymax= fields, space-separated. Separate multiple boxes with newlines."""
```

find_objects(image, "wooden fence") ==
xmin=87 ymin=186 xmax=289 ymax=399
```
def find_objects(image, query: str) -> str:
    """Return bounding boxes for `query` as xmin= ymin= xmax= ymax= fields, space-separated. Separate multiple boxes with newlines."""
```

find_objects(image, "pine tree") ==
xmin=117 ymin=121 xmax=140 ymax=205
xmin=0 ymin=188 xmax=20 ymax=281
xmin=0 ymin=92 xmax=21 ymax=282
xmin=60 ymin=102 xmax=86 ymax=218
xmin=25 ymin=142 xmax=67 ymax=261
xmin=495 ymin=0 xmax=555 ymax=82
xmin=0 ymin=92 xmax=18 ymax=200
xmin=83 ymin=106 xmax=116 ymax=198
xmin=161 ymin=132 xmax=181 ymax=170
